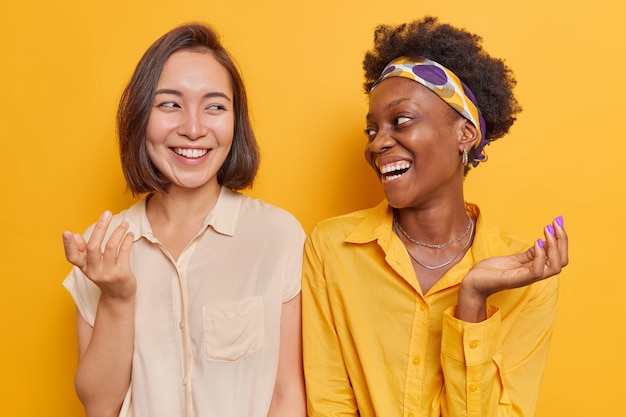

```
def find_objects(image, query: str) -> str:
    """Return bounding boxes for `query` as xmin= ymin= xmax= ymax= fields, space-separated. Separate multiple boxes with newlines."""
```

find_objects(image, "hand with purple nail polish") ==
xmin=457 ymin=216 xmax=569 ymax=322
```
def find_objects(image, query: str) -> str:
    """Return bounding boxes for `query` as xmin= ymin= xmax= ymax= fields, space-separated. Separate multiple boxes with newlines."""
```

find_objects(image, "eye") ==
xmin=394 ymin=116 xmax=411 ymax=126
xmin=364 ymin=127 xmax=377 ymax=141
xmin=207 ymin=104 xmax=227 ymax=111
xmin=157 ymin=101 xmax=180 ymax=109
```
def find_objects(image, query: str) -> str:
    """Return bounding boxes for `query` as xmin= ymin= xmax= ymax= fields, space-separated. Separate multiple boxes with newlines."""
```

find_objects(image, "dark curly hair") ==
xmin=363 ymin=16 xmax=522 ymax=166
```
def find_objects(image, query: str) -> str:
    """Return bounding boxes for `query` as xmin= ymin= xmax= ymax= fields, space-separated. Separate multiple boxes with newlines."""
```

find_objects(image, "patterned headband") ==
xmin=370 ymin=56 xmax=488 ymax=166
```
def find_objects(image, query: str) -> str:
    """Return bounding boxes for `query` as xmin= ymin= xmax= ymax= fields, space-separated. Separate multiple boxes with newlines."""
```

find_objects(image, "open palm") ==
xmin=62 ymin=211 xmax=137 ymax=301
xmin=457 ymin=218 xmax=568 ymax=322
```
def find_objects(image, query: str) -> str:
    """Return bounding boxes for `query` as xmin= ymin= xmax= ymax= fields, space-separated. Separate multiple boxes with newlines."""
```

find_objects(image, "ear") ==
xmin=457 ymin=119 xmax=479 ymax=153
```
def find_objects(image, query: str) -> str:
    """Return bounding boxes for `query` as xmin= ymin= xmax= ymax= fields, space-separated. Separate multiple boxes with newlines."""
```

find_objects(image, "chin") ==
xmin=382 ymin=193 xmax=407 ymax=209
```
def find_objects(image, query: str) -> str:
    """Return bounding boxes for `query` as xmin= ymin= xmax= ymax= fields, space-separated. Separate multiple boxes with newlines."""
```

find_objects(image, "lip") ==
xmin=376 ymin=158 xmax=413 ymax=182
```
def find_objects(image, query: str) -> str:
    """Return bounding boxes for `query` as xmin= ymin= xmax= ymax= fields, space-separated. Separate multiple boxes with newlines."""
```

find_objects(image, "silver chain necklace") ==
xmin=394 ymin=214 xmax=472 ymax=249
xmin=394 ymin=216 xmax=475 ymax=270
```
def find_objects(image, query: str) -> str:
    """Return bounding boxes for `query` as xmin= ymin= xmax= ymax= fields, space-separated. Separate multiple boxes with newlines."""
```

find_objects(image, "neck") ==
xmin=394 ymin=201 xmax=470 ymax=245
xmin=147 ymin=183 xmax=222 ymax=227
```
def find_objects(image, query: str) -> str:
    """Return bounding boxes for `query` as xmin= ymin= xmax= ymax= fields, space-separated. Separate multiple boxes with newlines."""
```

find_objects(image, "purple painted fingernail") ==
xmin=547 ymin=224 xmax=555 ymax=236
xmin=556 ymin=216 xmax=564 ymax=228
xmin=537 ymin=239 xmax=544 ymax=248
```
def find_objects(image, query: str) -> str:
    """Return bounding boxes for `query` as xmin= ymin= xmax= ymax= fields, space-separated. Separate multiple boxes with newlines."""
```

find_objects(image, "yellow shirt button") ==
xmin=419 ymin=304 xmax=426 ymax=311
xmin=469 ymin=340 xmax=479 ymax=349
xmin=408 ymin=413 xmax=414 ymax=417
xmin=412 ymin=357 xmax=420 ymax=366
xmin=469 ymin=384 xmax=478 ymax=392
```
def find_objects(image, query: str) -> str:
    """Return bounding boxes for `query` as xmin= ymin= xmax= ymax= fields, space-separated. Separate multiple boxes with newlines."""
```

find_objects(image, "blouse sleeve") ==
xmin=281 ymin=221 xmax=306 ymax=303
xmin=62 ymin=266 xmax=101 ymax=327
xmin=302 ymin=232 xmax=359 ymax=417
xmin=440 ymin=277 xmax=559 ymax=417
xmin=61 ymin=222 xmax=101 ymax=326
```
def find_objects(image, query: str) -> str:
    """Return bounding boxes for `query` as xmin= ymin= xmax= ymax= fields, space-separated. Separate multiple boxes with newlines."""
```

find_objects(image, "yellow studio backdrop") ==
xmin=1 ymin=0 xmax=623 ymax=415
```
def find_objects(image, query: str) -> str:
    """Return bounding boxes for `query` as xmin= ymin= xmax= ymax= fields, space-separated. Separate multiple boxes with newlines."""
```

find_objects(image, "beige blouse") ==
xmin=63 ymin=187 xmax=305 ymax=417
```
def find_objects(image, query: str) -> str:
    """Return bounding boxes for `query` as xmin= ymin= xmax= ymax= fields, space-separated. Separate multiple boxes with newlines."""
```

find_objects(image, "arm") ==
xmin=302 ymin=235 xmax=359 ymax=417
xmin=267 ymin=294 xmax=306 ymax=417
xmin=441 ymin=278 xmax=558 ymax=417
xmin=441 ymin=217 xmax=567 ymax=416
xmin=63 ymin=211 xmax=136 ymax=417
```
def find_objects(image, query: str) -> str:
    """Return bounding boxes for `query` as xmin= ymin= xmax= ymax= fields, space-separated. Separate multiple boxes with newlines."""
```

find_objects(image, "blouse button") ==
xmin=412 ymin=357 xmax=420 ymax=366
xmin=469 ymin=384 xmax=479 ymax=392
xmin=469 ymin=340 xmax=479 ymax=349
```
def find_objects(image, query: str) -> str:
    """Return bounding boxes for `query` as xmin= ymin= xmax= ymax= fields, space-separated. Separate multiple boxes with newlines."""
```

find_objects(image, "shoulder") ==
xmin=480 ymin=223 xmax=528 ymax=253
xmin=472 ymin=207 xmax=529 ymax=256
xmin=237 ymin=193 xmax=304 ymax=236
xmin=309 ymin=206 xmax=378 ymax=243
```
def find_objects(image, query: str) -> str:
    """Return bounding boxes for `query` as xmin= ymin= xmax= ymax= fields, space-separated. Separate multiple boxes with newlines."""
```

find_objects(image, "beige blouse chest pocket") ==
xmin=203 ymin=296 xmax=265 ymax=362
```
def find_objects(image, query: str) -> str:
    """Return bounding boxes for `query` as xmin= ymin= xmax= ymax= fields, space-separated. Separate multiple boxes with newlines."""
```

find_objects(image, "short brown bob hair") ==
xmin=117 ymin=23 xmax=259 ymax=195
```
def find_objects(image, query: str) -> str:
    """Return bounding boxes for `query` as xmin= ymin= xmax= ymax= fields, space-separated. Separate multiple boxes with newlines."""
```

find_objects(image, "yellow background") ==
xmin=1 ymin=0 xmax=623 ymax=415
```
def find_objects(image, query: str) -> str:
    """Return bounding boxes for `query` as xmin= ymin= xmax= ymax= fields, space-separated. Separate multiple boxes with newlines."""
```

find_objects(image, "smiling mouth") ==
xmin=173 ymin=148 xmax=209 ymax=159
xmin=379 ymin=160 xmax=411 ymax=182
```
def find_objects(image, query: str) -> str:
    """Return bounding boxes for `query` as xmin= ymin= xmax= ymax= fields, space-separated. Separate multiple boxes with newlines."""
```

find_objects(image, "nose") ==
xmin=367 ymin=129 xmax=395 ymax=155
xmin=178 ymin=109 xmax=208 ymax=140
xmin=365 ymin=129 xmax=395 ymax=168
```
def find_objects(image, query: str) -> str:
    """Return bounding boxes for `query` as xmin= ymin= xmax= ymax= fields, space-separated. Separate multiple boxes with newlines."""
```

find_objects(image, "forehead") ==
xmin=367 ymin=77 xmax=449 ymax=116
xmin=158 ymin=50 xmax=232 ymax=94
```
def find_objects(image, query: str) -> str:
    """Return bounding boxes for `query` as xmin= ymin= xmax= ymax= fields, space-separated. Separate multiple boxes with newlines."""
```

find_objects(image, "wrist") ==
xmin=99 ymin=293 xmax=136 ymax=309
xmin=456 ymin=283 xmax=487 ymax=322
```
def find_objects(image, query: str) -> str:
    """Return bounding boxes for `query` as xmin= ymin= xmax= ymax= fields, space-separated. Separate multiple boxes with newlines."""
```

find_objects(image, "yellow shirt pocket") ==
xmin=203 ymin=296 xmax=265 ymax=362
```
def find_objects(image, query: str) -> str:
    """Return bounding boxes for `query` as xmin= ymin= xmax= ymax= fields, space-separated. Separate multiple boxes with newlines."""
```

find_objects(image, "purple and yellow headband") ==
xmin=371 ymin=56 xmax=488 ymax=166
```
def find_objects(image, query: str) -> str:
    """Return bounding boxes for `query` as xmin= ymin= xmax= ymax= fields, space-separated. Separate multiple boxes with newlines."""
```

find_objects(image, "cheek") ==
xmin=144 ymin=129 xmax=163 ymax=166
xmin=364 ymin=146 xmax=377 ymax=170
xmin=145 ymin=137 xmax=160 ymax=168
xmin=216 ymin=115 xmax=235 ymax=143
xmin=145 ymin=114 xmax=172 ymax=144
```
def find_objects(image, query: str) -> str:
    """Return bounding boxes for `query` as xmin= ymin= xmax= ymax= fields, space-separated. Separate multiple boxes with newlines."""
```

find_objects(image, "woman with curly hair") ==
xmin=303 ymin=16 xmax=568 ymax=417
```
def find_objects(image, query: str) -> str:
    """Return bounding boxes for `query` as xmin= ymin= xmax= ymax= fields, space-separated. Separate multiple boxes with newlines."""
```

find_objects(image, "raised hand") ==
xmin=457 ymin=216 xmax=568 ymax=322
xmin=62 ymin=211 xmax=137 ymax=301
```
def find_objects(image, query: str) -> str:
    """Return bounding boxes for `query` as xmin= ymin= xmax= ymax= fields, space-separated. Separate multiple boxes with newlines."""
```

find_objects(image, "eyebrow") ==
xmin=366 ymin=98 xmax=412 ymax=120
xmin=154 ymin=89 xmax=232 ymax=101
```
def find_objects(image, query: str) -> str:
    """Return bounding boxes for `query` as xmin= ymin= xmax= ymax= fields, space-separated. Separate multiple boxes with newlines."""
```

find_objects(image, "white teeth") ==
xmin=379 ymin=161 xmax=411 ymax=174
xmin=385 ymin=173 xmax=404 ymax=181
xmin=174 ymin=148 xmax=208 ymax=158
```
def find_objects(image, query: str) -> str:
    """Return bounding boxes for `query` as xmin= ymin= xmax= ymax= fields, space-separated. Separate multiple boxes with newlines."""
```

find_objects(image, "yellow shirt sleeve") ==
xmin=440 ymin=276 xmax=558 ymax=416
xmin=302 ymin=234 xmax=360 ymax=416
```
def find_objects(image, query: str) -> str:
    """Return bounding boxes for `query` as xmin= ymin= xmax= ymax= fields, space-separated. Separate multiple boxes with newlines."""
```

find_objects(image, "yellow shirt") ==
xmin=302 ymin=201 xmax=558 ymax=417
xmin=63 ymin=187 xmax=305 ymax=417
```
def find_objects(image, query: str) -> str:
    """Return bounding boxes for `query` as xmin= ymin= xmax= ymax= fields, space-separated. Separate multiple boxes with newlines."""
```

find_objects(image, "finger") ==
xmin=102 ymin=221 xmax=130 ymax=270
xmin=529 ymin=239 xmax=548 ymax=277
xmin=73 ymin=233 xmax=87 ymax=252
xmin=543 ymin=224 xmax=562 ymax=276
xmin=86 ymin=211 xmax=113 ymax=267
xmin=62 ymin=231 xmax=86 ymax=267
xmin=117 ymin=231 xmax=135 ymax=271
xmin=553 ymin=216 xmax=569 ymax=267
xmin=508 ymin=248 xmax=536 ymax=265
xmin=495 ymin=242 xmax=546 ymax=289
xmin=506 ymin=241 xmax=548 ymax=288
